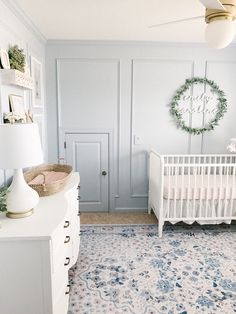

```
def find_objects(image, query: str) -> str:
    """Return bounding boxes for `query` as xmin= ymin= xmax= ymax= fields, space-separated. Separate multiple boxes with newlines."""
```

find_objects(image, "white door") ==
xmin=65 ymin=133 xmax=109 ymax=212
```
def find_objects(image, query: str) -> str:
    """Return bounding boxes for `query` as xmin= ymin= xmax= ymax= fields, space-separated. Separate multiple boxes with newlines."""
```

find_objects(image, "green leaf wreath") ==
xmin=170 ymin=77 xmax=227 ymax=135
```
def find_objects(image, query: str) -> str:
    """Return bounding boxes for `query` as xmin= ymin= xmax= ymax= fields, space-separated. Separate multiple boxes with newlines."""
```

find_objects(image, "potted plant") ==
xmin=8 ymin=45 xmax=25 ymax=72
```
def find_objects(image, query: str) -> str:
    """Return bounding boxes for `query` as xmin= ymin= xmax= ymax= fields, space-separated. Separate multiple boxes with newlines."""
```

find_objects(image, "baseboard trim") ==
xmin=111 ymin=208 xmax=148 ymax=213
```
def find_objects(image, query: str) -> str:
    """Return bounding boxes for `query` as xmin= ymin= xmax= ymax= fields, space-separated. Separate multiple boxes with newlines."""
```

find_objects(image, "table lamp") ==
xmin=0 ymin=123 xmax=43 ymax=218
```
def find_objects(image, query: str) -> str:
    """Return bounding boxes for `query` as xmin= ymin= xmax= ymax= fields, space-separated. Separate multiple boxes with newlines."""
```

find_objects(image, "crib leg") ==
xmin=148 ymin=202 xmax=151 ymax=214
xmin=158 ymin=219 xmax=163 ymax=238
xmin=148 ymin=190 xmax=151 ymax=214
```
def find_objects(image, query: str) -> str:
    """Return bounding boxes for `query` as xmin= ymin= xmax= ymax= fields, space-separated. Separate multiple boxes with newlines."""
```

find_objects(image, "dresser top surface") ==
xmin=0 ymin=172 xmax=80 ymax=241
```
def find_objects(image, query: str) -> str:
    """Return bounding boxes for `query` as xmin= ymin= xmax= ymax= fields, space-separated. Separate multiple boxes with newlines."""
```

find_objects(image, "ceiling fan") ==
xmin=150 ymin=0 xmax=236 ymax=49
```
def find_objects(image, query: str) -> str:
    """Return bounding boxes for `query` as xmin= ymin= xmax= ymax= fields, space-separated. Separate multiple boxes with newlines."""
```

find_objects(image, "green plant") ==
xmin=0 ymin=187 xmax=8 ymax=212
xmin=8 ymin=45 xmax=25 ymax=72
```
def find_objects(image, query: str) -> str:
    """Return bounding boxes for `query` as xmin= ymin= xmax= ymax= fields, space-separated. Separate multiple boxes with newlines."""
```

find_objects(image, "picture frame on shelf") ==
xmin=0 ymin=49 xmax=10 ymax=69
xmin=31 ymin=56 xmax=43 ymax=108
xmin=9 ymin=94 xmax=26 ymax=122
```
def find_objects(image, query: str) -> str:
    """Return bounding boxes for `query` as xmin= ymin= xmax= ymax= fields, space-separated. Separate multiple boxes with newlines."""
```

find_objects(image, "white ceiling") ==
xmin=13 ymin=0 xmax=221 ymax=42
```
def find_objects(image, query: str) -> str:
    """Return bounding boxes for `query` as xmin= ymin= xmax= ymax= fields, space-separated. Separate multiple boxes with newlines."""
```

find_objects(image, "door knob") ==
xmin=102 ymin=170 xmax=107 ymax=176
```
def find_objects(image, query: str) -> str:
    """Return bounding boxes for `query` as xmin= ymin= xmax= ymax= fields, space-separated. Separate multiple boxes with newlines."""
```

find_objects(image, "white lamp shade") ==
xmin=205 ymin=19 xmax=235 ymax=49
xmin=0 ymin=123 xmax=43 ymax=169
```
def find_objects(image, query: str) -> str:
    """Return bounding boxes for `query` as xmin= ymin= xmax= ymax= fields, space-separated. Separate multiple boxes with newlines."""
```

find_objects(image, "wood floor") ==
xmin=80 ymin=212 xmax=158 ymax=224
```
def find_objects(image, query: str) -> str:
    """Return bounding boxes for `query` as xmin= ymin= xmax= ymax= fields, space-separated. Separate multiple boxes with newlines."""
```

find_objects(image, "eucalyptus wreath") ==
xmin=170 ymin=77 xmax=227 ymax=135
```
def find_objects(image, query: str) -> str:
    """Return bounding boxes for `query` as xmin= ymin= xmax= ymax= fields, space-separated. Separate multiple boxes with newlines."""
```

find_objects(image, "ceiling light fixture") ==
xmin=205 ymin=0 xmax=236 ymax=49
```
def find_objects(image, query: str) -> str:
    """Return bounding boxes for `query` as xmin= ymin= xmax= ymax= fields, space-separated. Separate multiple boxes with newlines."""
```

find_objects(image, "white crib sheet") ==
xmin=163 ymin=174 xmax=236 ymax=200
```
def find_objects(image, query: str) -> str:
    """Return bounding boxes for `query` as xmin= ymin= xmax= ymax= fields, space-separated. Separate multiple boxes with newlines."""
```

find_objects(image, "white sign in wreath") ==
xmin=170 ymin=77 xmax=227 ymax=135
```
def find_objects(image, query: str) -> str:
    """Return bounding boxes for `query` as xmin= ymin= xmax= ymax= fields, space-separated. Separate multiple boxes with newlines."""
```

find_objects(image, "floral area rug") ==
xmin=68 ymin=224 xmax=236 ymax=314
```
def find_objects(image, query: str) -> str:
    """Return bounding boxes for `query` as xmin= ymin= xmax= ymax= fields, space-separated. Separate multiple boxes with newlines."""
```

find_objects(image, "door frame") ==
xmin=58 ymin=128 xmax=115 ymax=212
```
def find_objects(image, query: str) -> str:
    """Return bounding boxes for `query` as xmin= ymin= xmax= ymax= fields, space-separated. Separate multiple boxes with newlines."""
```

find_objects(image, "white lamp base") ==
xmin=6 ymin=169 xmax=39 ymax=219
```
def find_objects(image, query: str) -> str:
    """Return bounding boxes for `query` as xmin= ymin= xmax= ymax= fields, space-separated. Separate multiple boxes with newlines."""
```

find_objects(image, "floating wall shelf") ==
xmin=0 ymin=69 xmax=33 ymax=90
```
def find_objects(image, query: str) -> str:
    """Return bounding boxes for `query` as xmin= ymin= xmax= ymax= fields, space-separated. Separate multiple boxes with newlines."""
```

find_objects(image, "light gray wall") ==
xmin=46 ymin=40 xmax=236 ymax=212
xmin=0 ymin=0 xmax=46 ymax=186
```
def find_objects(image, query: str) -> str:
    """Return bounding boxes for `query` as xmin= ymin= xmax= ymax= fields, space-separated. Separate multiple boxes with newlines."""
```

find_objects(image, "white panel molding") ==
xmin=187 ymin=60 xmax=204 ymax=154
xmin=206 ymin=60 xmax=236 ymax=65
xmin=115 ymin=60 xmax=121 ymax=199
xmin=203 ymin=59 xmax=236 ymax=154
xmin=56 ymin=58 xmax=121 ymax=199
xmin=1 ymin=0 xmax=46 ymax=44
xmin=200 ymin=61 xmax=208 ymax=154
xmin=130 ymin=58 xmax=195 ymax=198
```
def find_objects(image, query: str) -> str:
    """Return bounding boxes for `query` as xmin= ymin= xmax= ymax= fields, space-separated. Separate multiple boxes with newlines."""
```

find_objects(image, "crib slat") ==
xmin=186 ymin=165 xmax=190 ymax=219
xmin=199 ymin=165 xmax=204 ymax=218
xmin=224 ymin=166 xmax=229 ymax=217
xmin=230 ymin=166 xmax=236 ymax=217
xmin=206 ymin=165 xmax=210 ymax=218
xmin=173 ymin=166 xmax=178 ymax=219
xmin=180 ymin=164 xmax=184 ymax=218
xmin=167 ymin=165 xmax=171 ymax=219
xmin=217 ymin=165 xmax=223 ymax=218
xmin=193 ymin=166 xmax=197 ymax=214
xmin=211 ymin=165 xmax=217 ymax=217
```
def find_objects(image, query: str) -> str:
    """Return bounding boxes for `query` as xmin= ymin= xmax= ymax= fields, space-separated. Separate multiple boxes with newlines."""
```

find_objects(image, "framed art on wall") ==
xmin=31 ymin=56 xmax=43 ymax=108
xmin=9 ymin=94 xmax=26 ymax=122
xmin=0 ymin=49 xmax=10 ymax=69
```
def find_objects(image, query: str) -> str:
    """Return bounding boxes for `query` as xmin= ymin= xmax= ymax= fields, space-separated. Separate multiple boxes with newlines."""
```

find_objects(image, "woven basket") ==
xmin=24 ymin=164 xmax=73 ymax=196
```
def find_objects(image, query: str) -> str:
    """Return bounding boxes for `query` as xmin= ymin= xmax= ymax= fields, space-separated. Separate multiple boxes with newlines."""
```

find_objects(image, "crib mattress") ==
xmin=163 ymin=174 xmax=236 ymax=200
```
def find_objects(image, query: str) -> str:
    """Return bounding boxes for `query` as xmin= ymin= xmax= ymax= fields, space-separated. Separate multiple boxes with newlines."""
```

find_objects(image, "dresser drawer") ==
xmin=70 ymin=214 xmax=80 ymax=266
xmin=52 ymin=263 xmax=68 ymax=300
xmin=67 ymin=189 xmax=78 ymax=214
xmin=51 ymin=218 xmax=73 ymax=272
xmin=53 ymin=280 xmax=70 ymax=314
xmin=72 ymin=234 xmax=80 ymax=266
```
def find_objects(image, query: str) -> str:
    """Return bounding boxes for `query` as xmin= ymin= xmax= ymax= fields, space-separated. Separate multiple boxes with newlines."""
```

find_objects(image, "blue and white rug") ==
xmin=68 ymin=224 xmax=236 ymax=314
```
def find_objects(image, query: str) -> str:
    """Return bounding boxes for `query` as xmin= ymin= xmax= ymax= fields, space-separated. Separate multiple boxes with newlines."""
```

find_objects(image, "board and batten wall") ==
xmin=46 ymin=41 xmax=236 ymax=212
xmin=0 ymin=0 xmax=46 ymax=186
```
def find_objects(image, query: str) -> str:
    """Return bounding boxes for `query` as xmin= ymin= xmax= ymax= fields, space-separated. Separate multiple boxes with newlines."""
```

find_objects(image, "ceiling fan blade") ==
xmin=198 ymin=0 xmax=226 ymax=10
xmin=149 ymin=16 xmax=204 ymax=28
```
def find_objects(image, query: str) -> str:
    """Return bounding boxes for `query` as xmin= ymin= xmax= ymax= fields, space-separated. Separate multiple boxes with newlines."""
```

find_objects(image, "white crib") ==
xmin=148 ymin=149 xmax=236 ymax=237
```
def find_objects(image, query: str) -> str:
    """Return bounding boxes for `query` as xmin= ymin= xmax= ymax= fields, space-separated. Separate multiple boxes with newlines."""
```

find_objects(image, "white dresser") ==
xmin=0 ymin=172 xmax=80 ymax=314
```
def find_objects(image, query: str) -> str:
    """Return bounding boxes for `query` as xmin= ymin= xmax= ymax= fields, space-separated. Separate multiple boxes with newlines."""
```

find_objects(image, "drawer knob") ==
xmin=64 ymin=221 xmax=70 ymax=228
xmin=64 ymin=236 xmax=71 ymax=244
xmin=65 ymin=284 xmax=71 ymax=295
xmin=64 ymin=257 xmax=70 ymax=266
xmin=77 ymin=211 xmax=81 ymax=216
